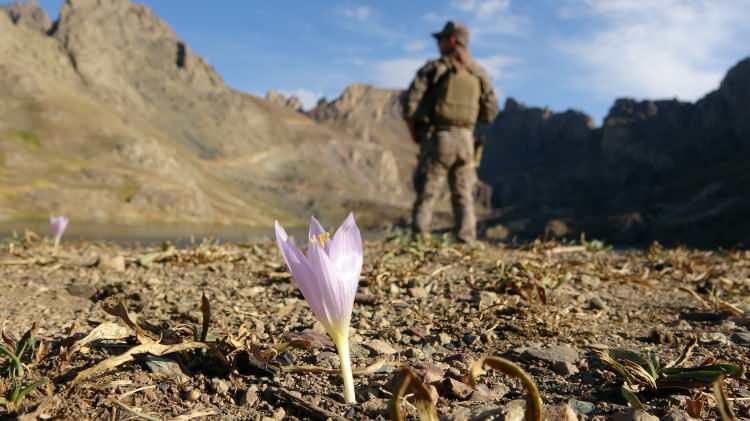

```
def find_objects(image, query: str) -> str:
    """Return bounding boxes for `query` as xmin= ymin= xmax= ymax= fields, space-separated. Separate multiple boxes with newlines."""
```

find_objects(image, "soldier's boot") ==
xmin=450 ymin=164 xmax=477 ymax=243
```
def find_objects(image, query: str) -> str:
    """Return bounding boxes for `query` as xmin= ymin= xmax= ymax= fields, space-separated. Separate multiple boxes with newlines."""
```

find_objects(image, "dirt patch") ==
xmin=0 ymin=236 xmax=749 ymax=419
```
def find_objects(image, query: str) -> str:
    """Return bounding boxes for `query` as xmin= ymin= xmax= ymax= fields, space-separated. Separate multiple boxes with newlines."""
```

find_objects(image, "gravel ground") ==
xmin=1 ymin=234 xmax=749 ymax=420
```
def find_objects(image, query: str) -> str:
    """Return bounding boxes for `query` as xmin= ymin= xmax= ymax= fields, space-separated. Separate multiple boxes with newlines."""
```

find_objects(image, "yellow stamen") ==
xmin=311 ymin=232 xmax=330 ymax=247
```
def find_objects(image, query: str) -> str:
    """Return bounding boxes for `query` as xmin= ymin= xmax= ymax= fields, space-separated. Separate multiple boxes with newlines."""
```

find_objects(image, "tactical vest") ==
xmin=432 ymin=65 xmax=481 ymax=127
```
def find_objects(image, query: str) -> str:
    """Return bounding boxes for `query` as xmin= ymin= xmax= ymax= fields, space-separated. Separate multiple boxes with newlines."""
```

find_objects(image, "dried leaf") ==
xmin=665 ymin=337 xmax=697 ymax=369
xmin=101 ymin=302 xmax=152 ymax=343
xmin=468 ymin=356 xmax=542 ymax=421
xmin=388 ymin=367 xmax=438 ymax=421
xmin=70 ymin=341 xmax=208 ymax=386
xmin=64 ymin=322 xmax=131 ymax=361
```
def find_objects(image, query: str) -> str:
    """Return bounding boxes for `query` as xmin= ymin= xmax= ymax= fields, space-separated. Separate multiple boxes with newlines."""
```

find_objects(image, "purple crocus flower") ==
xmin=49 ymin=216 xmax=69 ymax=248
xmin=275 ymin=213 xmax=362 ymax=403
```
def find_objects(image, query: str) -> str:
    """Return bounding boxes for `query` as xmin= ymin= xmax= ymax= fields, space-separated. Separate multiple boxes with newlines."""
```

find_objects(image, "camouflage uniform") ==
xmin=402 ymin=23 xmax=499 ymax=242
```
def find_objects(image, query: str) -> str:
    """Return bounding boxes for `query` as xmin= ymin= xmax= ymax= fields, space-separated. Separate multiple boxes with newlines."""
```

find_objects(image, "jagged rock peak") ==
xmin=265 ymin=90 xmax=304 ymax=112
xmin=3 ymin=0 xmax=50 ymax=32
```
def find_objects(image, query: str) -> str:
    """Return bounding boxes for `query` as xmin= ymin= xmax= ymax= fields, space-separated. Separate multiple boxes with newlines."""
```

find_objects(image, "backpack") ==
xmin=432 ymin=65 xmax=481 ymax=127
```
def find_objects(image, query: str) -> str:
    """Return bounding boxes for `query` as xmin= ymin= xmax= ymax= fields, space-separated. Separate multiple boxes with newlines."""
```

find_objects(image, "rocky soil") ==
xmin=1 ymin=233 xmax=750 ymax=420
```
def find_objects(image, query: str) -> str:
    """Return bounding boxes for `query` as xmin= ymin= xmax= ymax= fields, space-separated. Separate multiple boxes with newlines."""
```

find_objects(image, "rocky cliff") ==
xmin=480 ymin=58 xmax=750 ymax=246
xmin=0 ymin=0 xmax=410 ymax=227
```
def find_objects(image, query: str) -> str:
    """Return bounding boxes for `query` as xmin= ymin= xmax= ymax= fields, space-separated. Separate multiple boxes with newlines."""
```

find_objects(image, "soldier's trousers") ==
xmin=412 ymin=127 xmax=477 ymax=242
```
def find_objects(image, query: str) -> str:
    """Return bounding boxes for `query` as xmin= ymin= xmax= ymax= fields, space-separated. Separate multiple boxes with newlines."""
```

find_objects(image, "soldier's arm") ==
xmin=402 ymin=61 xmax=437 ymax=123
xmin=402 ymin=61 xmax=437 ymax=144
xmin=476 ymin=69 xmax=499 ymax=124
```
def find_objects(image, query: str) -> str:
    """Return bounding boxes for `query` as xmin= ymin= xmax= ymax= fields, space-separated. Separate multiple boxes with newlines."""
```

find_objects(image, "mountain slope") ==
xmin=0 ymin=0 xmax=409 ymax=226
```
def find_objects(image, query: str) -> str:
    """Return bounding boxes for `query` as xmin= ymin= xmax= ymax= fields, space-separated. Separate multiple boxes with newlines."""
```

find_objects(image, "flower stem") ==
xmin=333 ymin=334 xmax=356 ymax=404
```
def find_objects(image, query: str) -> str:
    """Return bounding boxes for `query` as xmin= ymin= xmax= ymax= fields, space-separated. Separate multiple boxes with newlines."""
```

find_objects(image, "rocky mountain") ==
xmin=265 ymin=90 xmax=304 ymax=113
xmin=480 ymin=57 xmax=750 ymax=246
xmin=0 ymin=0 xmax=411 ymax=227
xmin=308 ymin=84 xmax=418 ymax=194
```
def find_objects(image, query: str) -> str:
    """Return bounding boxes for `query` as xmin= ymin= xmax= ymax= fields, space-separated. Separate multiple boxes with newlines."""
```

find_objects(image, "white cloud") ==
xmin=453 ymin=0 xmax=511 ymax=19
xmin=372 ymin=57 xmax=429 ymax=88
xmin=404 ymin=40 xmax=428 ymax=53
xmin=448 ymin=0 xmax=528 ymax=39
xmin=279 ymin=89 xmax=323 ymax=110
xmin=476 ymin=54 xmax=521 ymax=80
xmin=558 ymin=0 xmax=750 ymax=101
xmin=341 ymin=6 xmax=373 ymax=21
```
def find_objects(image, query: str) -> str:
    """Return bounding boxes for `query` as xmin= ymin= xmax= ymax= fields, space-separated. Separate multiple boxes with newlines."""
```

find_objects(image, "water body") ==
xmin=0 ymin=220 xmax=295 ymax=246
xmin=0 ymin=220 xmax=388 ymax=246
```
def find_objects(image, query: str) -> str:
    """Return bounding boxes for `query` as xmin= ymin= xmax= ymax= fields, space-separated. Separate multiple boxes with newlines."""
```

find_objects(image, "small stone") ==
xmin=404 ymin=348 xmax=424 ymax=359
xmin=470 ymin=383 xmax=508 ymax=402
xmin=97 ymin=255 xmax=126 ymax=272
xmin=366 ymin=339 xmax=398 ymax=355
xmin=272 ymin=407 xmax=286 ymax=420
xmin=610 ymin=409 xmax=659 ymax=421
xmin=438 ymin=332 xmax=452 ymax=345
xmin=210 ymin=378 xmax=230 ymax=395
xmin=568 ymin=399 xmax=596 ymax=416
xmin=462 ymin=333 xmax=480 ymax=346
xmin=589 ymin=296 xmax=607 ymax=310
xmin=144 ymin=356 xmax=183 ymax=377
xmin=731 ymin=331 xmax=750 ymax=345
xmin=442 ymin=378 xmax=474 ymax=400
xmin=543 ymin=404 xmax=578 ymax=421
xmin=524 ymin=344 xmax=580 ymax=365
xmin=183 ymin=388 xmax=201 ymax=402
xmin=552 ymin=361 xmax=579 ymax=376
xmin=416 ymin=362 xmax=446 ymax=384
xmin=501 ymin=400 xmax=526 ymax=421
xmin=662 ymin=409 xmax=700 ymax=421
xmin=409 ymin=287 xmax=427 ymax=298
xmin=66 ymin=283 xmax=98 ymax=299
xmin=239 ymin=385 xmax=259 ymax=406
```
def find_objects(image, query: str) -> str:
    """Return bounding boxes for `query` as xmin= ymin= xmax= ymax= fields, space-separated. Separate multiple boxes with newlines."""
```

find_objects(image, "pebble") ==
xmin=183 ymin=388 xmax=201 ymax=402
xmin=97 ymin=255 xmax=126 ymax=272
xmin=65 ymin=283 xmax=97 ymax=299
xmin=589 ymin=296 xmax=608 ymax=310
xmin=239 ymin=385 xmax=259 ymax=406
xmin=210 ymin=378 xmax=230 ymax=395
xmin=568 ymin=399 xmax=596 ymax=416
xmin=610 ymin=409 xmax=659 ymax=421
xmin=544 ymin=403 xmax=579 ymax=421
xmin=470 ymin=383 xmax=508 ymax=402
xmin=365 ymin=339 xmax=398 ymax=355
xmin=524 ymin=344 xmax=580 ymax=364
xmin=553 ymin=361 xmax=579 ymax=376
xmin=441 ymin=378 xmax=473 ymax=400
xmin=662 ymin=409 xmax=701 ymax=421
xmin=409 ymin=287 xmax=427 ymax=298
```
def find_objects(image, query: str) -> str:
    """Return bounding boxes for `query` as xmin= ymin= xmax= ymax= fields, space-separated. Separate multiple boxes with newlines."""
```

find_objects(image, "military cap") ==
xmin=432 ymin=20 xmax=470 ymax=46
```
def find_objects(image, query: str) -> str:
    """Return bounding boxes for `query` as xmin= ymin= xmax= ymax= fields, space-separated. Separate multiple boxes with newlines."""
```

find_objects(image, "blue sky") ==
xmin=38 ymin=0 xmax=750 ymax=124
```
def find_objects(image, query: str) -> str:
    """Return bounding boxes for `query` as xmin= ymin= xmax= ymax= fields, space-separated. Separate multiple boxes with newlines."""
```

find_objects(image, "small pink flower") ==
xmin=49 ymin=216 xmax=69 ymax=248
xmin=275 ymin=213 xmax=362 ymax=403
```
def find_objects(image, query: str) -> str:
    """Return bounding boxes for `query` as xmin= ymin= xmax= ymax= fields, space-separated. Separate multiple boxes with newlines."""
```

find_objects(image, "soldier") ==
xmin=402 ymin=21 xmax=499 ymax=243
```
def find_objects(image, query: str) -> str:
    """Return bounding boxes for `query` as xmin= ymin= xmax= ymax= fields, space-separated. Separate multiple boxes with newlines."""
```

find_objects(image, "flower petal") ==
xmin=308 ymin=240 xmax=355 ymax=328
xmin=328 ymin=213 xmax=363 ymax=297
xmin=276 ymin=221 xmax=331 ymax=329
